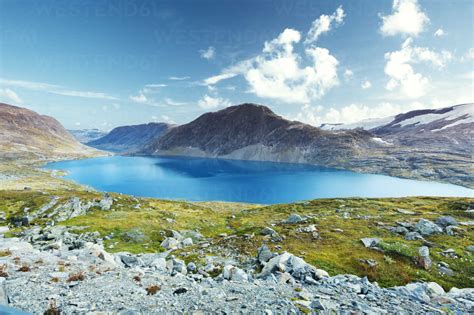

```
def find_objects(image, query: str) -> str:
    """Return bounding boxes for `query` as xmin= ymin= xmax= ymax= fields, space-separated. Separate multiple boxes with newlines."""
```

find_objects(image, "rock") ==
xmin=0 ymin=277 xmax=7 ymax=305
xmin=426 ymin=282 xmax=444 ymax=296
xmin=150 ymin=258 xmax=167 ymax=272
xmin=393 ymin=283 xmax=430 ymax=303
xmin=415 ymin=219 xmax=442 ymax=236
xmin=0 ymin=226 xmax=9 ymax=234
xmin=417 ymin=246 xmax=432 ymax=270
xmin=161 ymin=237 xmax=180 ymax=250
xmin=258 ymin=252 xmax=327 ymax=282
xmin=296 ymin=225 xmax=317 ymax=233
xmin=435 ymin=216 xmax=458 ymax=228
xmin=85 ymin=243 xmax=116 ymax=267
xmin=98 ymin=193 xmax=113 ymax=210
xmin=173 ymin=287 xmax=188 ymax=295
xmin=396 ymin=209 xmax=415 ymax=215
xmin=438 ymin=265 xmax=454 ymax=276
xmin=257 ymin=245 xmax=274 ymax=264
xmin=181 ymin=238 xmax=193 ymax=247
xmin=466 ymin=245 xmax=474 ymax=252
xmin=360 ymin=238 xmax=380 ymax=248
xmin=261 ymin=227 xmax=276 ymax=236
xmin=187 ymin=262 xmax=197 ymax=272
xmin=440 ymin=248 xmax=457 ymax=258
xmin=285 ymin=214 xmax=302 ymax=224
xmin=120 ymin=255 xmax=139 ymax=268
xmin=391 ymin=226 xmax=409 ymax=234
xmin=222 ymin=265 xmax=248 ymax=282
xmin=168 ymin=258 xmax=187 ymax=276
xmin=405 ymin=232 xmax=423 ymax=241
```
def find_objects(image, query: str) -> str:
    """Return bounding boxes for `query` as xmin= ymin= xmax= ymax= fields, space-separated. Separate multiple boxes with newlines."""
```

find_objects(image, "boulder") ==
xmin=261 ymin=227 xmax=276 ymax=236
xmin=435 ymin=216 xmax=458 ymax=228
xmin=150 ymin=258 xmax=167 ymax=272
xmin=405 ymin=232 xmax=423 ymax=241
xmin=98 ymin=193 xmax=113 ymax=210
xmin=181 ymin=238 xmax=193 ymax=247
xmin=222 ymin=265 xmax=248 ymax=282
xmin=417 ymin=246 xmax=432 ymax=270
xmin=466 ymin=245 xmax=474 ymax=252
xmin=296 ymin=225 xmax=317 ymax=233
xmin=257 ymin=245 xmax=274 ymax=264
xmin=285 ymin=214 xmax=303 ymax=224
xmin=161 ymin=237 xmax=180 ymax=250
xmin=167 ymin=258 xmax=187 ymax=276
xmin=258 ymin=252 xmax=328 ymax=282
xmin=360 ymin=238 xmax=380 ymax=248
xmin=415 ymin=219 xmax=442 ymax=236
xmin=85 ymin=243 xmax=116 ymax=267
xmin=120 ymin=255 xmax=139 ymax=268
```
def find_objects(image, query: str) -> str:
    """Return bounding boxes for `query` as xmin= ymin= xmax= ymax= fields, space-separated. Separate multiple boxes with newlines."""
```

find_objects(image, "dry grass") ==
xmin=67 ymin=272 xmax=85 ymax=282
xmin=146 ymin=285 xmax=161 ymax=295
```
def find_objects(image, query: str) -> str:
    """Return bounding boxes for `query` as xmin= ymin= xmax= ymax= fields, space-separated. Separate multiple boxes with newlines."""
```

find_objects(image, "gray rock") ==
xmin=360 ymin=238 xmax=380 ymax=248
xmin=0 ymin=277 xmax=7 ymax=305
xmin=120 ymin=255 xmax=139 ymax=267
xmin=296 ymin=225 xmax=317 ymax=233
xmin=438 ymin=265 xmax=454 ymax=276
xmin=181 ymin=238 xmax=193 ymax=247
xmin=466 ymin=245 xmax=474 ymax=252
xmin=435 ymin=216 xmax=458 ymax=228
xmin=257 ymin=245 xmax=274 ymax=264
xmin=391 ymin=226 xmax=409 ymax=234
xmin=405 ymin=232 xmax=423 ymax=241
xmin=261 ymin=227 xmax=276 ymax=236
xmin=161 ymin=237 xmax=180 ymax=250
xmin=415 ymin=219 xmax=442 ymax=236
xmin=222 ymin=265 xmax=248 ymax=282
xmin=187 ymin=262 xmax=197 ymax=272
xmin=285 ymin=214 xmax=303 ymax=224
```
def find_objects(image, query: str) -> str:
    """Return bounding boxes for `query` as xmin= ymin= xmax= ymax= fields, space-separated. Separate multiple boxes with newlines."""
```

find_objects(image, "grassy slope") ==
xmin=1 ymin=186 xmax=472 ymax=290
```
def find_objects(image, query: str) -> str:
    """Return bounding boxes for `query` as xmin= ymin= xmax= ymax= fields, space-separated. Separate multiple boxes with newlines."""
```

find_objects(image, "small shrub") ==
xmin=378 ymin=241 xmax=416 ymax=258
xmin=133 ymin=275 xmax=141 ymax=282
xmin=0 ymin=250 xmax=11 ymax=257
xmin=50 ymin=277 xmax=60 ymax=283
xmin=0 ymin=265 xmax=8 ymax=278
xmin=146 ymin=285 xmax=160 ymax=295
xmin=384 ymin=255 xmax=395 ymax=264
xmin=18 ymin=265 xmax=30 ymax=272
xmin=44 ymin=299 xmax=60 ymax=315
xmin=67 ymin=272 xmax=85 ymax=282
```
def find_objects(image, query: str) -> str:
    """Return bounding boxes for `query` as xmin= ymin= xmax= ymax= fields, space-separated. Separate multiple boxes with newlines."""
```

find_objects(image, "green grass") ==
xmin=0 ymin=187 xmax=472 ymax=289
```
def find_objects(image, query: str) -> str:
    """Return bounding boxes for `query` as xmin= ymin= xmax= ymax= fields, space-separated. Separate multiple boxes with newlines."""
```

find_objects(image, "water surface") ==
xmin=44 ymin=156 xmax=474 ymax=204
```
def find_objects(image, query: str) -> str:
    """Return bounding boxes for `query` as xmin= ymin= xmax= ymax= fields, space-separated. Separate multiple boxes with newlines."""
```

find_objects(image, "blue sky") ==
xmin=0 ymin=0 xmax=472 ymax=129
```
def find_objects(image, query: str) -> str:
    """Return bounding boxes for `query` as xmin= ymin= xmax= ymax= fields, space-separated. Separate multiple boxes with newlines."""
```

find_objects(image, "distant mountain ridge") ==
xmin=0 ymin=103 xmax=100 ymax=161
xmin=138 ymin=103 xmax=473 ymax=188
xmin=88 ymin=122 xmax=174 ymax=153
xmin=69 ymin=129 xmax=108 ymax=144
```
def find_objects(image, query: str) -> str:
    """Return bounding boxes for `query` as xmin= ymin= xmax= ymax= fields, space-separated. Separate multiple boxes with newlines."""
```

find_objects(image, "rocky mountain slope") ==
xmin=0 ymin=103 xmax=100 ymax=161
xmin=142 ymin=104 xmax=377 ymax=166
xmin=140 ymin=103 xmax=473 ymax=188
xmin=69 ymin=129 xmax=107 ymax=144
xmin=89 ymin=122 xmax=173 ymax=153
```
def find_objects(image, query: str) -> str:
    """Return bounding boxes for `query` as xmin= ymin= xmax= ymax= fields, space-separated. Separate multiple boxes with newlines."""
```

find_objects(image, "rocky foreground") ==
xmin=0 ymin=225 xmax=473 ymax=314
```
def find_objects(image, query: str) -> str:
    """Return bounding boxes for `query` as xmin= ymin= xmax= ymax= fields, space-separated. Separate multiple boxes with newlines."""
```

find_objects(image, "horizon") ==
xmin=0 ymin=0 xmax=473 ymax=130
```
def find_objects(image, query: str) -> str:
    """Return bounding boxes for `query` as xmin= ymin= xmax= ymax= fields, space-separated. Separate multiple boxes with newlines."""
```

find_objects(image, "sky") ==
xmin=0 ymin=0 xmax=473 ymax=130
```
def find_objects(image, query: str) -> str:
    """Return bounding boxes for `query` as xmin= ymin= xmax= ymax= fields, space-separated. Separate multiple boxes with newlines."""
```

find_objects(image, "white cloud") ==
xmin=361 ymin=80 xmax=372 ymax=89
xmin=164 ymin=98 xmax=187 ymax=106
xmin=343 ymin=69 xmax=354 ymax=81
xmin=434 ymin=28 xmax=445 ymax=37
xmin=200 ymin=46 xmax=215 ymax=60
xmin=160 ymin=115 xmax=176 ymax=124
xmin=198 ymin=94 xmax=231 ymax=109
xmin=305 ymin=6 xmax=345 ymax=44
xmin=461 ymin=48 xmax=474 ymax=61
xmin=380 ymin=0 xmax=429 ymax=37
xmin=0 ymin=78 xmax=118 ymax=100
xmin=0 ymin=88 xmax=22 ymax=104
xmin=384 ymin=38 xmax=452 ymax=99
xmin=203 ymin=72 xmax=238 ymax=85
xmin=295 ymin=102 xmax=432 ymax=126
xmin=168 ymin=76 xmax=190 ymax=80
xmin=203 ymin=27 xmax=340 ymax=104
xmin=129 ymin=93 xmax=148 ymax=104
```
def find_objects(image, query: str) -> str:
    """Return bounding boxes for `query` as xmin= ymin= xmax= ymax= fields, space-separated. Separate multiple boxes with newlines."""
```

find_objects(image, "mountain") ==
xmin=88 ymin=122 xmax=174 ymax=153
xmin=69 ymin=129 xmax=108 ymax=144
xmin=141 ymin=103 xmax=473 ymax=188
xmin=141 ymin=104 xmax=377 ymax=166
xmin=0 ymin=103 xmax=100 ymax=161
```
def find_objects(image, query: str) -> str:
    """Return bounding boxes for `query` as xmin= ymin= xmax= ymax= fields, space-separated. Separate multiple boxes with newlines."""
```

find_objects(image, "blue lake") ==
xmin=44 ymin=156 xmax=474 ymax=204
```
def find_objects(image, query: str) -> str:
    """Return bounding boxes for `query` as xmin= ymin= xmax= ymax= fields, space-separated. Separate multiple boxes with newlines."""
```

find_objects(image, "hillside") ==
xmin=143 ymin=104 xmax=376 ymax=165
xmin=89 ymin=122 xmax=173 ymax=153
xmin=0 ymin=103 xmax=100 ymax=161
